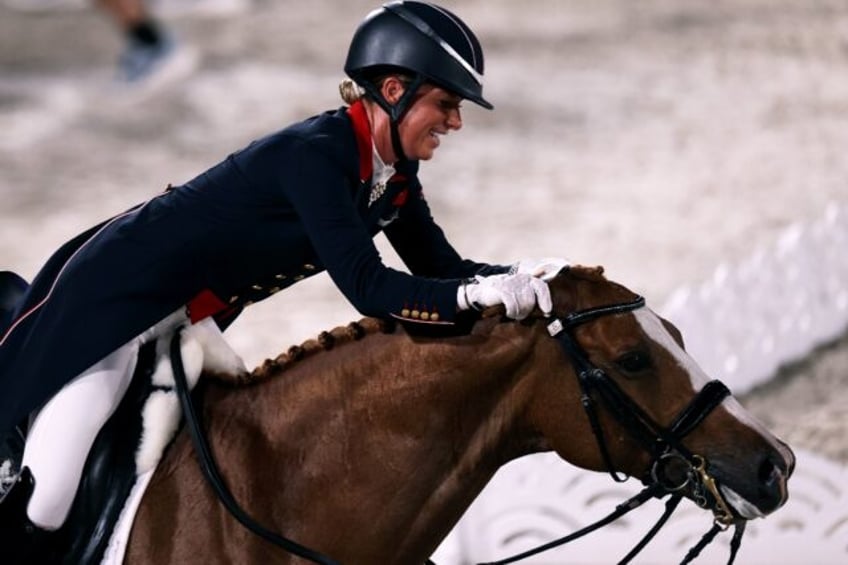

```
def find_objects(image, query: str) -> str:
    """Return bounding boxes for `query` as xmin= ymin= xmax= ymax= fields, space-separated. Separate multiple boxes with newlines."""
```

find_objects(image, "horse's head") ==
xmin=523 ymin=265 xmax=794 ymax=523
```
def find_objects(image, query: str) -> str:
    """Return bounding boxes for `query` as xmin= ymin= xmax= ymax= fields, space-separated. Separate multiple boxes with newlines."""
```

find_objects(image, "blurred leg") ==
xmin=96 ymin=0 xmax=199 ymax=86
xmin=95 ymin=0 xmax=163 ymax=47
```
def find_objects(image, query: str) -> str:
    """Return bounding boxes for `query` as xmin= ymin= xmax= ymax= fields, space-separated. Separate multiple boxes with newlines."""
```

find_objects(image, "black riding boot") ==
xmin=0 ymin=466 xmax=60 ymax=564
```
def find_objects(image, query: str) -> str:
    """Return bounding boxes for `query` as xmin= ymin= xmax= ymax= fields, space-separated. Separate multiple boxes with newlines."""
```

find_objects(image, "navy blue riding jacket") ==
xmin=0 ymin=102 xmax=506 ymax=433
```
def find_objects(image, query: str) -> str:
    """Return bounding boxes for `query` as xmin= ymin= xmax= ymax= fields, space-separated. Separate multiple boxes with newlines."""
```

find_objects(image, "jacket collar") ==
xmin=346 ymin=100 xmax=373 ymax=182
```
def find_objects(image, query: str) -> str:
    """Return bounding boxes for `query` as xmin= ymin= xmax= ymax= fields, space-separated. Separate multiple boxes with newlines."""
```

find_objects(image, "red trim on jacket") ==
xmin=187 ymin=289 xmax=228 ymax=324
xmin=346 ymin=101 xmax=373 ymax=182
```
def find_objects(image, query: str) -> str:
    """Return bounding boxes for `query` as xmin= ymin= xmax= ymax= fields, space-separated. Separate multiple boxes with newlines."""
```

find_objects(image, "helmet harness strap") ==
xmin=358 ymin=74 xmax=426 ymax=164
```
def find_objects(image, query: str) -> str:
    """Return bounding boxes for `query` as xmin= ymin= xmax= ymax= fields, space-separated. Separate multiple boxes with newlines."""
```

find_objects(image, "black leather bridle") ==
xmin=478 ymin=295 xmax=746 ymax=565
xmin=550 ymin=296 xmax=733 ymax=499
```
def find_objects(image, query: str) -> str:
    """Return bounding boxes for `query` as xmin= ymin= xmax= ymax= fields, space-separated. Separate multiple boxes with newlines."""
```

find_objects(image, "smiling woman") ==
xmin=395 ymin=83 xmax=464 ymax=160
xmin=341 ymin=75 xmax=465 ymax=162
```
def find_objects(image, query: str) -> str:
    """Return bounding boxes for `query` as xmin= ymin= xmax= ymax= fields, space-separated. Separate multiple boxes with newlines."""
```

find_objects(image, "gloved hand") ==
xmin=510 ymin=257 xmax=570 ymax=281
xmin=457 ymin=273 xmax=553 ymax=320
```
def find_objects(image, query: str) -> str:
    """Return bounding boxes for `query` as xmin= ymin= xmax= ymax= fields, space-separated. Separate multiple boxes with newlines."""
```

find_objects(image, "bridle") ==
xmin=550 ymin=295 xmax=734 ymax=509
xmin=478 ymin=295 xmax=745 ymax=565
xmin=170 ymin=295 xmax=747 ymax=565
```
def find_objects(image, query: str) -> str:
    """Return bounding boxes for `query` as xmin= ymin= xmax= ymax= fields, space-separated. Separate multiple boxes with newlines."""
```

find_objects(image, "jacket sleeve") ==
xmin=281 ymin=137 xmax=462 ymax=325
xmin=383 ymin=182 xmax=510 ymax=279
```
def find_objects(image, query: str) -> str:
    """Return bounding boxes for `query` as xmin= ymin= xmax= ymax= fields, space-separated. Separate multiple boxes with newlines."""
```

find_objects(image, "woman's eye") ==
xmin=616 ymin=351 xmax=652 ymax=373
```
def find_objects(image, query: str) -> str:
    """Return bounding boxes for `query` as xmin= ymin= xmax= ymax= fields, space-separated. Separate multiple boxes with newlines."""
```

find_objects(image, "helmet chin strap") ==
xmin=389 ymin=121 xmax=407 ymax=164
xmin=359 ymin=75 xmax=426 ymax=164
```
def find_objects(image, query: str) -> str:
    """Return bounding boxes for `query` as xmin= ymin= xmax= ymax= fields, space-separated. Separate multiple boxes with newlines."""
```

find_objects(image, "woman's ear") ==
xmin=380 ymin=76 xmax=406 ymax=105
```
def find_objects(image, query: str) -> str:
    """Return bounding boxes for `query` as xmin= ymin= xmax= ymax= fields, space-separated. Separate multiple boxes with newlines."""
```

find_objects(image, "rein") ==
xmin=169 ymin=330 xmax=341 ymax=565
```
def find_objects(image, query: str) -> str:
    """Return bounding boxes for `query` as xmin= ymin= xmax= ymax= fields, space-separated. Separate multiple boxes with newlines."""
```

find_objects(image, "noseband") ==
xmin=480 ymin=296 xmax=744 ymax=565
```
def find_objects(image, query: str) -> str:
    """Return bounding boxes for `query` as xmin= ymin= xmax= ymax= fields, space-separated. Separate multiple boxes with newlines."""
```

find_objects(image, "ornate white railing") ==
xmin=434 ymin=201 xmax=848 ymax=564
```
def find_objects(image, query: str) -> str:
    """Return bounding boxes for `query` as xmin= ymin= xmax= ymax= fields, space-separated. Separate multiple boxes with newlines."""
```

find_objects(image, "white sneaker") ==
xmin=114 ymin=34 xmax=199 ymax=91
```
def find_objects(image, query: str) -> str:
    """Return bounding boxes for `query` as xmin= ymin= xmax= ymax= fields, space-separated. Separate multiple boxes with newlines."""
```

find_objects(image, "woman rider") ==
xmin=0 ymin=2 xmax=563 ymax=560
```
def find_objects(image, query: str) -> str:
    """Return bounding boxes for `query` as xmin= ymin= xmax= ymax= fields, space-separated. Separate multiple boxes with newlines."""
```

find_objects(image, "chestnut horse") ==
xmin=125 ymin=266 xmax=794 ymax=564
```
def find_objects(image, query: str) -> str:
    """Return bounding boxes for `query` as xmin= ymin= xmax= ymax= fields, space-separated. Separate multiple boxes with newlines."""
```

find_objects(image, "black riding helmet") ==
xmin=345 ymin=1 xmax=493 ymax=160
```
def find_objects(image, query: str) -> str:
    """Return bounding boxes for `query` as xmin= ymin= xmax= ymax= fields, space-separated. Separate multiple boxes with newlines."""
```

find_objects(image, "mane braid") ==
xmin=240 ymin=317 xmax=396 ymax=385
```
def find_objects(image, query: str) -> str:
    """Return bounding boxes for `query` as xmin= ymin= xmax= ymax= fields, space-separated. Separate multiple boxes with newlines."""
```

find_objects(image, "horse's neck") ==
xmin=203 ymin=318 xmax=543 ymax=559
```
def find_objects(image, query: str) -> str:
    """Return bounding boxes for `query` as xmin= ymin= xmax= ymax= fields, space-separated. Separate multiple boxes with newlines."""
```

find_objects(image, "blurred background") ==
xmin=1 ymin=0 xmax=846 ymax=562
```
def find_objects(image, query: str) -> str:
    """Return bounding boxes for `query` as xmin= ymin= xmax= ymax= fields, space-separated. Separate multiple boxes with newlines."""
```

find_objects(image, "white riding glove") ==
xmin=511 ymin=257 xmax=570 ymax=281
xmin=457 ymin=273 xmax=553 ymax=320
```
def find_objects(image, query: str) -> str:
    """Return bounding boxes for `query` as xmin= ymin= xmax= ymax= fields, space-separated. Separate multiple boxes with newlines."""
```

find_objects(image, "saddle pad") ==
xmin=101 ymin=469 xmax=155 ymax=565
xmin=101 ymin=317 xmax=248 ymax=564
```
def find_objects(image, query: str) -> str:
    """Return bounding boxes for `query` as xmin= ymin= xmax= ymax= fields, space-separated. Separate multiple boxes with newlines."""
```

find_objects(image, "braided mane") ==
xmin=235 ymin=317 xmax=397 ymax=385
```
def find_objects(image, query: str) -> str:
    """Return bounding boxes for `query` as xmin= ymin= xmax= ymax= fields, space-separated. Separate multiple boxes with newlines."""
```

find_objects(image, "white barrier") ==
xmin=662 ymin=201 xmax=848 ymax=394
xmin=435 ymin=449 xmax=847 ymax=564
xmin=434 ymin=201 xmax=848 ymax=564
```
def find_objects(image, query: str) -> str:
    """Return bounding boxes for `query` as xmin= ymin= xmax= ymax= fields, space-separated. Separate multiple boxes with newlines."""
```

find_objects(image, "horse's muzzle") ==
xmin=717 ymin=443 xmax=794 ymax=519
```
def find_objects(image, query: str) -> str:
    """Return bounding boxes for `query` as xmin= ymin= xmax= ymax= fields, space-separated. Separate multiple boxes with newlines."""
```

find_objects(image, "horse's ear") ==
xmin=660 ymin=316 xmax=686 ymax=349
xmin=547 ymin=270 xmax=578 ymax=317
xmin=564 ymin=264 xmax=604 ymax=280
xmin=585 ymin=265 xmax=605 ymax=278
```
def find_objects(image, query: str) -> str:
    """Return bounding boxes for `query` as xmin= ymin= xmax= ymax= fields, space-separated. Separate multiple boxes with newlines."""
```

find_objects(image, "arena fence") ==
xmin=434 ymin=201 xmax=848 ymax=564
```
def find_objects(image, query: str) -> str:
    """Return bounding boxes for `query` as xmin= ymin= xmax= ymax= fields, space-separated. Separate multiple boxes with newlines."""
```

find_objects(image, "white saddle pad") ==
xmin=101 ymin=318 xmax=247 ymax=564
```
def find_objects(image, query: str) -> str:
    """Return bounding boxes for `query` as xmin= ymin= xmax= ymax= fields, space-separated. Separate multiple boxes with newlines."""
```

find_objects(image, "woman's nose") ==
xmin=447 ymin=108 xmax=462 ymax=130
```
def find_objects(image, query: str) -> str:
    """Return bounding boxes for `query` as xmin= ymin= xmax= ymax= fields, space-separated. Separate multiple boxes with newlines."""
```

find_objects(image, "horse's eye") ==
xmin=616 ymin=351 xmax=652 ymax=373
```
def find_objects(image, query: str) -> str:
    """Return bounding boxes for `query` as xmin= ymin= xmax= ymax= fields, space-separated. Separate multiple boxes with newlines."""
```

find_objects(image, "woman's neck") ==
xmin=364 ymin=100 xmax=397 ymax=165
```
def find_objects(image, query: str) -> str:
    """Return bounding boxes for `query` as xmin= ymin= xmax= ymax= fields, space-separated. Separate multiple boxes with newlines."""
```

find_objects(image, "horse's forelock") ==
xmin=547 ymin=265 xmax=642 ymax=319
xmin=565 ymin=265 xmax=605 ymax=281
xmin=547 ymin=265 xmax=603 ymax=313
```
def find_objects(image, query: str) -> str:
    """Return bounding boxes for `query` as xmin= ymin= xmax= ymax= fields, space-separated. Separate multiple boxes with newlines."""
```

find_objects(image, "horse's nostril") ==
xmin=756 ymin=453 xmax=789 ymax=512
xmin=758 ymin=456 xmax=779 ymax=486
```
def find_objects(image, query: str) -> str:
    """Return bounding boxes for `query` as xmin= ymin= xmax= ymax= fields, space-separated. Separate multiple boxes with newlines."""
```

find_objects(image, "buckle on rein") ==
xmin=651 ymin=451 xmax=735 ymax=528
xmin=692 ymin=455 xmax=735 ymax=527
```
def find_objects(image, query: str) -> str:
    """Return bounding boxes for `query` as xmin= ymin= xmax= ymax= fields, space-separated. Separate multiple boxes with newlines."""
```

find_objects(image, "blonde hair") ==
xmin=338 ymin=73 xmax=415 ymax=106
xmin=339 ymin=78 xmax=367 ymax=105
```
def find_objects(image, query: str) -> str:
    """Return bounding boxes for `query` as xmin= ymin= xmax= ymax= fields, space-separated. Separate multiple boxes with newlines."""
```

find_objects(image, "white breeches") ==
xmin=22 ymin=309 xmax=188 ymax=530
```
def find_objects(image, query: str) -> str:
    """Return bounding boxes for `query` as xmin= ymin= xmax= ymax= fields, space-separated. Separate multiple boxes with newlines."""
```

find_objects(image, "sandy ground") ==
xmin=741 ymin=332 xmax=848 ymax=463
xmin=1 ymin=0 xmax=846 ymax=509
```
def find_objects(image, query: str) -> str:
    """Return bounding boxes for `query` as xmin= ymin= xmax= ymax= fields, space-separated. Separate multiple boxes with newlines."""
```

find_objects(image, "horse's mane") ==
xmin=224 ymin=316 xmax=398 ymax=386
